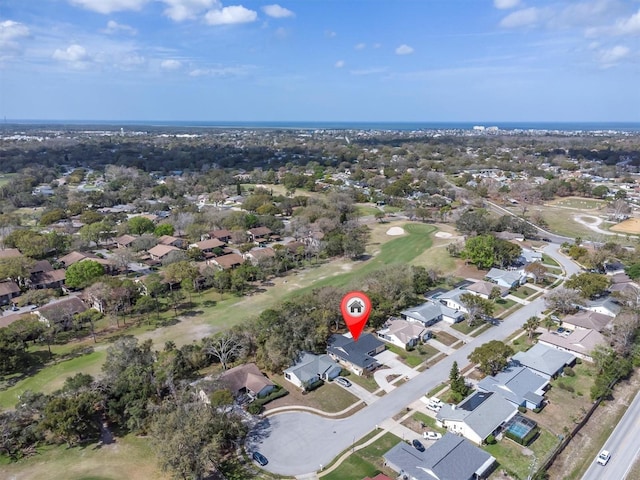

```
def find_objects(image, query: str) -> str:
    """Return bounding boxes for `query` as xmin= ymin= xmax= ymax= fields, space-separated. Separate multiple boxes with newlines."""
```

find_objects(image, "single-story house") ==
xmin=30 ymin=260 xmax=53 ymax=275
xmin=114 ymin=234 xmax=137 ymax=249
xmin=147 ymin=244 xmax=181 ymax=261
xmin=158 ymin=235 xmax=184 ymax=248
xmin=538 ymin=328 xmax=606 ymax=362
xmin=485 ymin=268 xmax=526 ymax=289
xmin=561 ymin=310 xmax=613 ymax=332
xmin=327 ymin=333 xmax=385 ymax=376
xmin=0 ymin=281 xmax=21 ymax=305
xmin=209 ymin=229 xmax=233 ymax=243
xmin=604 ymin=260 xmax=625 ymax=275
xmin=244 ymin=247 xmax=276 ymax=265
xmin=376 ymin=318 xmax=430 ymax=350
xmin=465 ymin=280 xmax=508 ymax=300
xmin=208 ymin=253 xmax=245 ymax=270
xmin=518 ymin=248 xmax=543 ymax=265
xmin=511 ymin=343 xmax=576 ymax=379
xmin=283 ymin=352 xmax=341 ymax=390
xmin=583 ymin=297 xmax=621 ymax=318
xmin=608 ymin=273 xmax=638 ymax=296
xmin=35 ymin=296 xmax=88 ymax=328
xmin=58 ymin=251 xmax=115 ymax=271
xmin=436 ymin=391 xmax=517 ymax=445
xmin=0 ymin=312 xmax=28 ymax=329
xmin=477 ymin=366 xmax=549 ymax=409
xmin=383 ymin=433 xmax=496 ymax=480
xmin=29 ymin=269 xmax=66 ymax=290
xmin=247 ymin=226 xmax=273 ymax=244
xmin=0 ymin=248 xmax=23 ymax=259
xmin=218 ymin=363 xmax=275 ymax=399
xmin=400 ymin=301 xmax=443 ymax=326
xmin=437 ymin=288 xmax=468 ymax=313
xmin=189 ymin=238 xmax=225 ymax=253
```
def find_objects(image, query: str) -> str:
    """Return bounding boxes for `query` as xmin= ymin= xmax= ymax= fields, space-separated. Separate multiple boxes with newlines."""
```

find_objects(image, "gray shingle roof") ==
xmin=383 ymin=433 xmax=495 ymax=480
xmin=477 ymin=366 xmax=548 ymax=407
xmin=327 ymin=333 xmax=383 ymax=369
xmin=401 ymin=301 xmax=443 ymax=324
xmin=512 ymin=343 xmax=575 ymax=377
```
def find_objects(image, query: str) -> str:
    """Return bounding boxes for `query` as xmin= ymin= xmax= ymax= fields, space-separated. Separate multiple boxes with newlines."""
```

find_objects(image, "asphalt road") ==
xmin=247 ymin=244 xmax=573 ymax=476
xmin=581 ymin=389 xmax=640 ymax=480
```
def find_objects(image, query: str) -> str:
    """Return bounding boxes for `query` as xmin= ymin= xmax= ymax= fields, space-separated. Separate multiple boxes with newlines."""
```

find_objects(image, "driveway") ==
xmin=374 ymin=350 xmax=419 ymax=393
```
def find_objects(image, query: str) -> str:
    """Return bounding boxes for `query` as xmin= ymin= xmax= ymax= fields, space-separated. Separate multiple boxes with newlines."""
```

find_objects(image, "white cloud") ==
xmin=354 ymin=42 xmax=366 ymax=50
xmin=395 ymin=44 xmax=414 ymax=55
xmin=205 ymin=5 xmax=258 ymax=25
xmin=589 ymin=8 xmax=640 ymax=37
xmin=161 ymin=59 xmax=183 ymax=70
xmin=52 ymin=44 xmax=92 ymax=68
xmin=0 ymin=20 xmax=30 ymax=59
xmin=494 ymin=0 xmax=520 ymax=9
xmin=161 ymin=0 xmax=217 ymax=22
xmin=117 ymin=52 xmax=145 ymax=69
xmin=325 ymin=30 xmax=336 ymax=38
xmin=69 ymin=0 xmax=149 ymax=14
xmin=334 ymin=60 xmax=345 ymax=68
xmin=189 ymin=65 xmax=252 ymax=76
xmin=598 ymin=44 xmax=630 ymax=66
xmin=350 ymin=67 xmax=387 ymax=76
xmin=500 ymin=7 xmax=540 ymax=28
xmin=103 ymin=20 xmax=137 ymax=35
xmin=263 ymin=4 xmax=294 ymax=19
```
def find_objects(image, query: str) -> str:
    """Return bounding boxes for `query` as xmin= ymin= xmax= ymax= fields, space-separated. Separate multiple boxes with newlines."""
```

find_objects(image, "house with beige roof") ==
xmin=147 ymin=244 xmax=180 ymax=261
xmin=465 ymin=280 xmax=508 ymax=300
xmin=0 ymin=281 xmax=20 ymax=305
xmin=538 ymin=328 xmax=606 ymax=362
xmin=218 ymin=363 xmax=275 ymax=400
xmin=208 ymin=253 xmax=245 ymax=270
xmin=376 ymin=318 xmax=430 ymax=350
xmin=561 ymin=310 xmax=613 ymax=333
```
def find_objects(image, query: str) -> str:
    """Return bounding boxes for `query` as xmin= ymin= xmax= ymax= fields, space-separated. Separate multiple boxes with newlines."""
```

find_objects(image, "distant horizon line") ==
xmin=3 ymin=119 xmax=640 ymax=131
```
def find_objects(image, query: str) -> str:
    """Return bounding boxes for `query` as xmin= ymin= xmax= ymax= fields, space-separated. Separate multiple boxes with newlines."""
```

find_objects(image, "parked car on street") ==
xmin=253 ymin=451 xmax=268 ymax=466
xmin=412 ymin=439 xmax=425 ymax=452
xmin=423 ymin=431 xmax=443 ymax=441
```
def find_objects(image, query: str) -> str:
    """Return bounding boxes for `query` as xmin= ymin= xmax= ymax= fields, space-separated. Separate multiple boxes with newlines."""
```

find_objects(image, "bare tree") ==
xmin=204 ymin=332 xmax=244 ymax=370
xmin=545 ymin=287 xmax=582 ymax=314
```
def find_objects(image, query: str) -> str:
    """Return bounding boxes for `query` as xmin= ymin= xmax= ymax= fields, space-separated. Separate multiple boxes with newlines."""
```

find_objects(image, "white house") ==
xmin=376 ymin=318 xmax=430 ymax=350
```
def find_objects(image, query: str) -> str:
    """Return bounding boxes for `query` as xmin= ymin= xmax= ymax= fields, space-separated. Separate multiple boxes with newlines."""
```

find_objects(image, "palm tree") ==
xmin=523 ymin=316 xmax=541 ymax=340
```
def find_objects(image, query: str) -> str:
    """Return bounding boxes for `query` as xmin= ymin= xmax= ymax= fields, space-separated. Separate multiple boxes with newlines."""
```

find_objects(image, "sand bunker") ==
xmin=435 ymin=231 xmax=453 ymax=238
xmin=386 ymin=226 xmax=406 ymax=236
xmin=610 ymin=217 xmax=640 ymax=234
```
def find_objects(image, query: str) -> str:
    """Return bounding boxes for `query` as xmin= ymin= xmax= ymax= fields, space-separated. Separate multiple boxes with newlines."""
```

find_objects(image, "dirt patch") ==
xmin=610 ymin=217 xmax=640 ymax=234
xmin=546 ymin=371 xmax=640 ymax=479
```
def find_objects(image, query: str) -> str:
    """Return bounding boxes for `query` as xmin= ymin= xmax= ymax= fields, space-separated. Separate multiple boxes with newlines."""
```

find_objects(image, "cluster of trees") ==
xmin=456 ymin=234 xmax=522 ymax=269
xmin=455 ymin=210 xmax=537 ymax=238
xmin=468 ymin=340 xmax=515 ymax=376
xmin=0 ymin=337 xmax=247 ymax=479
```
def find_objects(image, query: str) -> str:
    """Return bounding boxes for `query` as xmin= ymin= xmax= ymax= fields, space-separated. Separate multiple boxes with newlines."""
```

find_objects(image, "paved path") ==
xmin=506 ymin=294 xmax=529 ymax=305
xmin=426 ymin=338 xmax=457 ymax=355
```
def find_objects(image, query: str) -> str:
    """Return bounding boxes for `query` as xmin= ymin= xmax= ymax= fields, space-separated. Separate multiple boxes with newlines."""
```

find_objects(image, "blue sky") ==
xmin=1 ymin=0 xmax=639 ymax=122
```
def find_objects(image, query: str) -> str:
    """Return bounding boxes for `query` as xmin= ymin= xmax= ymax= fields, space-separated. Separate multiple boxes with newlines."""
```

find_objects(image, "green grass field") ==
xmin=0 ymin=173 xmax=17 ymax=187
xmin=322 ymin=432 xmax=400 ymax=480
xmin=0 ymin=434 xmax=170 ymax=480
xmin=549 ymin=197 xmax=606 ymax=210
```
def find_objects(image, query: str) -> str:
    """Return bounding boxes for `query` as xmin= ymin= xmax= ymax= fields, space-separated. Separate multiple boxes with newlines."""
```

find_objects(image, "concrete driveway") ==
xmin=374 ymin=350 xmax=419 ymax=392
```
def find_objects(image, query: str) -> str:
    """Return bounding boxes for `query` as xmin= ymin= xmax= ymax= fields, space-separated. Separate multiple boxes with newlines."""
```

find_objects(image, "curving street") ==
xmin=247 ymin=244 xmax=575 ymax=476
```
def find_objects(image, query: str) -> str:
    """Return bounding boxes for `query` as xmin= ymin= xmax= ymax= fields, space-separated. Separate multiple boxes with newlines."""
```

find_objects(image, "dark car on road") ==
xmin=253 ymin=451 xmax=268 ymax=466
xmin=412 ymin=439 xmax=425 ymax=452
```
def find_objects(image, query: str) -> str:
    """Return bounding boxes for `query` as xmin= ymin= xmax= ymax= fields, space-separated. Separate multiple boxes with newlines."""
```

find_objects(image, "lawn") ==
xmin=495 ymin=297 xmax=517 ymax=315
xmin=511 ymin=286 xmax=536 ymax=299
xmin=541 ymin=255 xmax=561 ymax=268
xmin=548 ymin=197 xmax=606 ymax=210
xmin=485 ymin=429 xmax=559 ymax=480
xmin=387 ymin=344 xmax=439 ymax=368
xmin=268 ymin=374 xmax=359 ymax=413
xmin=470 ymin=323 xmax=493 ymax=337
xmin=0 ymin=350 xmax=106 ymax=410
xmin=404 ymin=411 xmax=447 ymax=434
xmin=322 ymin=432 xmax=401 ymax=480
xmin=432 ymin=331 xmax=459 ymax=346
xmin=355 ymin=203 xmax=381 ymax=217
xmin=0 ymin=434 xmax=169 ymax=480
xmin=347 ymin=373 xmax=380 ymax=393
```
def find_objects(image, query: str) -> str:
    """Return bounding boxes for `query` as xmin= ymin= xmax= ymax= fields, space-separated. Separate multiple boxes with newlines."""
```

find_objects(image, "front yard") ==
xmin=265 ymin=375 xmax=360 ymax=413
xmin=321 ymin=432 xmax=401 ymax=480
xmin=387 ymin=344 xmax=439 ymax=367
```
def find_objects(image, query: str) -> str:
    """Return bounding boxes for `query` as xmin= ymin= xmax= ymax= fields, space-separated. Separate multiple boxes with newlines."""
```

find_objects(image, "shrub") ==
xmin=485 ymin=434 xmax=496 ymax=445
xmin=576 ymin=358 xmax=582 ymax=365
xmin=563 ymin=366 xmax=575 ymax=377
xmin=518 ymin=406 xmax=527 ymax=413
xmin=558 ymin=382 xmax=575 ymax=393
xmin=247 ymin=403 xmax=262 ymax=415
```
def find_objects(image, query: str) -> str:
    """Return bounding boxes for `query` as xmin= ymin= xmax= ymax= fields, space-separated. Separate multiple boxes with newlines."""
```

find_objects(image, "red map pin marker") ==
xmin=340 ymin=291 xmax=372 ymax=342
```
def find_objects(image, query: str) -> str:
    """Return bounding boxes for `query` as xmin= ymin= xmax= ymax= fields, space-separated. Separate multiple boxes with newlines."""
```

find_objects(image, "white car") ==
xmin=423 ymin=431 xmax=442 ymax=441
xmin=426 ymin=402 xmax=442 ymax=412
xmin=596 ymin=450 xmax=611 ymax=466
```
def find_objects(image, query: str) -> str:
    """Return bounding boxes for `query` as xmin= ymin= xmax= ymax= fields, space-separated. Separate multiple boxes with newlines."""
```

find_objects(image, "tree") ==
xmin=151 ymin=401 xmax=247 ymax=480
xmin=468 ymin=340 xmax=514 ymax=376
xmin=545 ymin=287 xmax=582 ymax=314
xmin=493 ymin=239 xmax=522 ymax=268
xmin=154 ymin=223 xmax=175 ymax=237
xmin=39 ymin=392 xmax=102 ymax=447
xmin=0 ymin=256 xmax=35 ymax=287
xmin=64 ymin=260 xmax=105 ymax=289
xmin=461 ymin=235 xmax=495 ymax=269
xmin=565 ymin=273 xmax=610 ymax=299
xmin=204 ymin=332 xmax=245 ymax=370
xmin=455 ymin=209 xmax=491 ymax=235
xmin=449 ymin=361 xmax=470 ymax=401
xmin=460 ymin=293 xmax=495 ymax=327
xmin=523 ymin=316 xmax=540 ymax=340
xmin=524 ymin=262 xmax=548 ymax=284
xmin=127 ymin=216 xmax=155 ymax=235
